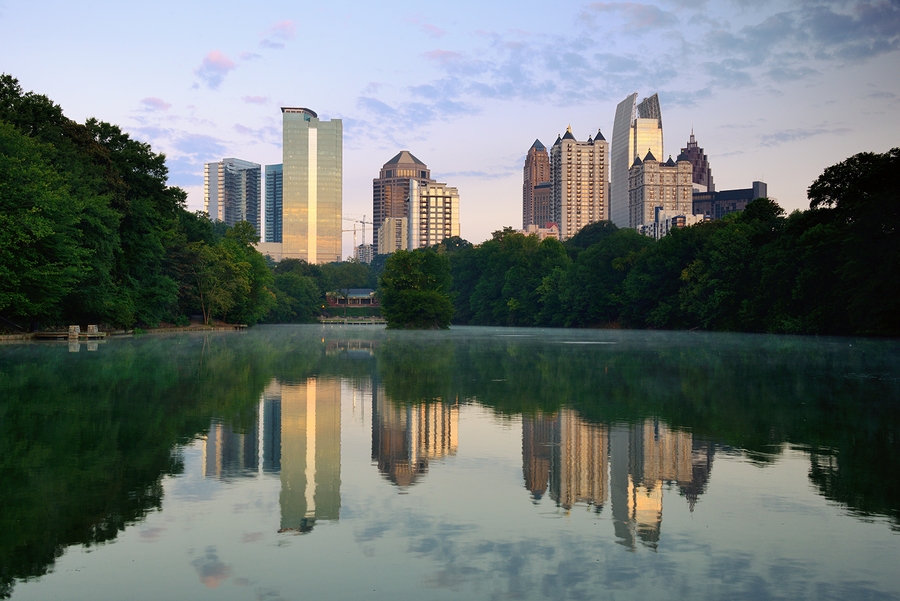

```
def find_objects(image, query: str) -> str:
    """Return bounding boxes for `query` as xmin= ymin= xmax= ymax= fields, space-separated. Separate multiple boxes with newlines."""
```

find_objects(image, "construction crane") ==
xmin=342 ymin=214 xmax=375 ymax=251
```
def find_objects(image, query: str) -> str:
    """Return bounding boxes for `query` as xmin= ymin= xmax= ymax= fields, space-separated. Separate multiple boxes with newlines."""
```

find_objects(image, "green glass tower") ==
xmin=282 ymin=107 xmax=342 ymax=263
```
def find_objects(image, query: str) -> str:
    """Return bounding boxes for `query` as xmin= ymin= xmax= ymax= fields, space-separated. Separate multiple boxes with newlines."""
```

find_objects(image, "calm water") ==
xmin=1 ymin=325 xmax=899 ymax=600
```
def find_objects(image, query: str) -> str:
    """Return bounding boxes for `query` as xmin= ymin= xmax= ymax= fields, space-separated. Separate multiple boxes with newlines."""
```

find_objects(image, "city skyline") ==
xmin=3 ymin=0 xmax=898 ymax=253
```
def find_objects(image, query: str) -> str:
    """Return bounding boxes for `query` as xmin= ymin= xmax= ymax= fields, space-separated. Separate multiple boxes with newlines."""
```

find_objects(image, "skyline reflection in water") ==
xmin=2 ymin=326 xmax=899 ymax=600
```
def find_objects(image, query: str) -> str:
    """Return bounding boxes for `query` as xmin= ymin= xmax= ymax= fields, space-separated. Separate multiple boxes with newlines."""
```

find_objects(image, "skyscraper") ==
xmin=264 ymin=164 xmax=283 ymax=243
xmin=628 ymin=150 xmax=693 ymax=227
xmin=373 ymin=151 xmax=431 ymax=232
xmin=523 ymin=139 xmax=550 ymax=228
xmin=611 ymin=93 xmax=664 ymax=228
xmin=408 ymin=179 xmax=460 ymax=250
xmin=680 ymin=131 xmax=714 ymax=193
xmin=204 ymin=158 xmax=261 ymax=235
xmin=282 ymin=107 xmax=342 ymax=263
xmin=550 ymin=126 xmax=608 ymax=240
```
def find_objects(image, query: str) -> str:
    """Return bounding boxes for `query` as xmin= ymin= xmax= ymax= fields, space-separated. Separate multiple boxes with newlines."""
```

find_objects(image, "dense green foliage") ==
xmin=379 ymin=249 xmax=454 ymax=329
xmin=447 ymin=149 xmax=900 ymax=336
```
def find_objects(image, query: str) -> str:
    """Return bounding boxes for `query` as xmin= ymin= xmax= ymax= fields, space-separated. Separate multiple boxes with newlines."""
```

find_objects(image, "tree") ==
xmin=379 ymin=249 xmax=453 ymax=329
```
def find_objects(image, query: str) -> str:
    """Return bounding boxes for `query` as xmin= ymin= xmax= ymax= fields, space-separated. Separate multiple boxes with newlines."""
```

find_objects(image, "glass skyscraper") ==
xmin=282 ymin=107 xmax=342 ymax=263
xmin=611 ymin=93 xmax=664 ymax=228
xmin=203 ymin=158 xmax=261 ymax=235
xmin=265 ymin=164 xmax=283 ymax=243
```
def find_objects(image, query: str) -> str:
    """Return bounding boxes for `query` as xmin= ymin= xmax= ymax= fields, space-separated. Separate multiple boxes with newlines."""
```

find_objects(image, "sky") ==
xmin=2 ymin=0 xmax=898 ymax=255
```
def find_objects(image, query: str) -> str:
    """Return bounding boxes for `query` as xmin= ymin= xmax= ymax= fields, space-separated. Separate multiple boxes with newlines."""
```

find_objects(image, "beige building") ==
xmin=550 ymin=126 xmax=608 ymax=240
xmin=281 ymin=107 xmax=342 ymax=263
xmin=408 ymin=180 xmax=460 ymax=250
xmin=628 ymin=150 xmax=693 ymax=228
xmin=377 ymin=217 xmax=408 ymax=255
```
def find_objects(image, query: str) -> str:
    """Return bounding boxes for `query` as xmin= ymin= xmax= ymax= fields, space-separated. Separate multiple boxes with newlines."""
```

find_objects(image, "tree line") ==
xmin=2 ymin=74 xmax=896 ymax=335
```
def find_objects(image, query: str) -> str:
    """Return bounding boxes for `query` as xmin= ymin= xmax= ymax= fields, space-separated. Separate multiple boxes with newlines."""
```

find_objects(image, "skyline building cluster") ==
xmin=372 ymin=152 xmax=461 ymax=255
xmin=523 ymin=92 xmax=768 ymax=241
xmin=206 ymin=107 xmax=343 ymax=265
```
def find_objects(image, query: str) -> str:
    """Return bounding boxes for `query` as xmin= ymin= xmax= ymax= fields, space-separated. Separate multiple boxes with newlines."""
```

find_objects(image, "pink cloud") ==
xmin=266 ymin=20 xmax=296 ymax=40
xmin=423 ymin=49 xmax=463 ymax=65
xmin=140 ymin=97 xmax=171 ymax=111
xmin=241 ymin=95 xmax=269 ymax=105
xmin=194 ymin=50 xmax=236 ymax=90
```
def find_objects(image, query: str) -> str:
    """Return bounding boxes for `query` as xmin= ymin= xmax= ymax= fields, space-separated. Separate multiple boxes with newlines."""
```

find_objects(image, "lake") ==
xmin=1 ymin=325 xmax=899 ymax=600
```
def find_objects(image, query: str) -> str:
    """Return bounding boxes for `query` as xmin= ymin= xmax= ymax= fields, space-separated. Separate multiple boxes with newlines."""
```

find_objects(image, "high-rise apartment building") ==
xmin=282 ymin=107 xmax=342 ymax=263
xmin=377 ymin=217 xmax=408 ymax=255
xmin=680 ymin=131 xmax=714 ymax=193
xmin=549 ymin=126 xmax=608 ymax=240
xmin=611 ymin=93 xmax=664 ymax=228
xmin=373 ymin=151 xmax=431 ymax=232
xmin=628 ymin=150 xmax=693 ymax=227
xmin=264 ymin=164 xmax=283 ymax=243
xmin=408 ymin=180 xmax=460 ymax=250
xmin=523 ymin=139 xmax=550 ymax=228
xmin=204 ymin=158 xmax=261 ymax=235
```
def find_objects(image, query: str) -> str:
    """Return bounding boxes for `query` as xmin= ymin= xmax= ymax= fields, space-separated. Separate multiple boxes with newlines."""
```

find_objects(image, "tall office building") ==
xmin=628 ymin=150 xmax=693 ymax=227
xmin=408 ymin=180 xmax=460 ymax=250
xmin=282 ymin=107 xmax=342 ymax=263
xmin=523 ymin=139 xmax=550 ymax=228
xmin=680 ymin=131 xmax=714 ymax=193
xmin=265 ymin=164 xmax=283 ymax=243
xmin=373 ymin=151 xmax=432 ymax=232
xmin=549 ymin=126 xmax=608 ymax=240
xmin=611 ymin=93 xmax=664 ymax=228
xmin=204 ymin=158 xmax=261 ymax=235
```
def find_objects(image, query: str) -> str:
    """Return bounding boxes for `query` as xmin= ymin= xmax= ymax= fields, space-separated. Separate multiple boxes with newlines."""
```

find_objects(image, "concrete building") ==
xmin=550 ymin=126 xmax=608 ymax=241
xmin=611 ymin=93 xmax=664 ymax=227
xmin=680 ymin=131 xmax=714 ymax=193
xmin=408 ymin=180 xmax=460 ymax=250
xmin=628 ymin=150 xmax=693 ymax=228
xmin=373 ymin=151 xmax=431 ymax=232
xmin=693 ymin=181 xmax=768 ymax=220
xmin=377 ymin=217 xmax=408 ymax=255
xmin=282 ymin=107 xmax=342 ymax=263
xmin=264 ymin=164 xmax=283 ymax=243
xmin=355 ymin=243 xmax=374 ymax=264
xmin=523 ymin=139 xmax=550 ymax=228
xmin=204 ymin=158 xmax=261 ymax=235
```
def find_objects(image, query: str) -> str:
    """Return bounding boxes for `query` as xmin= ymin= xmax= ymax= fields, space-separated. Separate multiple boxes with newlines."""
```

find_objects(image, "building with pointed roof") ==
xmin=611 ymin=93 xmax=665 ymax=228
xmin=550 ymin=125 xmax=609 ymax=240
xmin=523 ymin=139 xmax=550 ymax=228
xmin=628 ymin=149 xmax=693 ymax=228
xmin=373 ymin=150 xmax=432 ymax=232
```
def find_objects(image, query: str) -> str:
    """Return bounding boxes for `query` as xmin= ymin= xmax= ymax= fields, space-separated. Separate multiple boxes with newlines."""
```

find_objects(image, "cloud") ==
xmin=194 ymin=50 xmax=236 ymax=90
xmin=240 ymin=52 xmax=262 ymax=61
xmin=409 ymin=15 xmax=446 ymax=38
xmin=759 ymin=124 xmax=852 ymax=147
xmin=260 ymin=20 xmax=296 ymax=49
xmin=580 ymin=2 xmax=679 ymax=33
xmin=241 ymin=95 xmax=269 ymax=105
xmin=140 ymin=97 xmax=171 ymax=112
xmin=191 ymin=547 xmax=233 ymax=589
xmin=423 ymin=49 xmax=466 ymax=67
xmin=233 ymin=123 xmax=280 ymax=144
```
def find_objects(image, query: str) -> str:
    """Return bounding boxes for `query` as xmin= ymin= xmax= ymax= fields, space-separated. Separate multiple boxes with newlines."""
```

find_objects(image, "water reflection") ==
xmin=201 ymin=377 xmax=342 ymax=534
xmin=372 ymin=388 xmax=459 ymax=488
xmin=524 ymin=411 xmax=716 ymax=550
